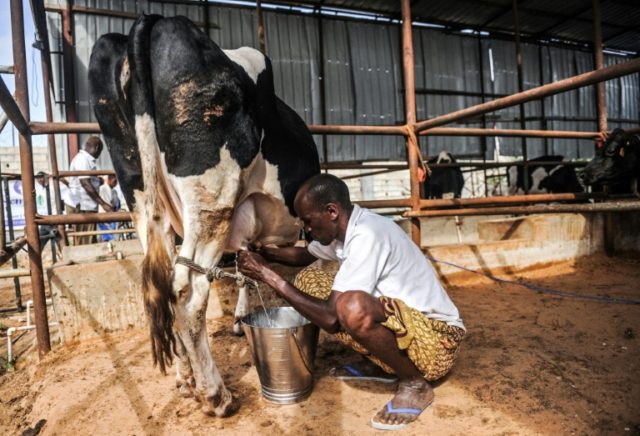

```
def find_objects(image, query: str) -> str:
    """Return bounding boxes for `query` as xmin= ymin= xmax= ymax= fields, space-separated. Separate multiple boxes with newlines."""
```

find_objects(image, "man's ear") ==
xmin=325 ymin=202 xmax=339 ymax=221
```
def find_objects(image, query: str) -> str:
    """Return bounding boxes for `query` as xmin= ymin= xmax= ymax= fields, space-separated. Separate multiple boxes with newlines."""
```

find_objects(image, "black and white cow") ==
xmin=422 ymin=151 xmax=465 ymax=199
xmin=579 ymin=128 xmax=640 ymax=194
xmin=508 ymin=155 xmax=583 ymax=195
xmin=89 ymin=15 xmax=319 ymax=416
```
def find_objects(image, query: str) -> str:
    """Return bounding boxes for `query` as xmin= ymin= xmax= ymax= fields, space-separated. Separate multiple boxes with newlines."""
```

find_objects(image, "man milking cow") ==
xmin=238 ymin=173 xmax=465 ymax=431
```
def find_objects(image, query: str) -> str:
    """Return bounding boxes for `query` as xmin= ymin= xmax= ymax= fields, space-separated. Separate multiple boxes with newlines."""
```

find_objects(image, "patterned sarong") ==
xmin=294 ymin=264 xmax=465 ymax=381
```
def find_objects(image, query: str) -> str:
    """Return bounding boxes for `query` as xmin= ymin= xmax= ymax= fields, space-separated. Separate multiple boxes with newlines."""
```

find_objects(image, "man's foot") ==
xmin=330 ymin=359 xmax=397 ymax=384
xmin=370 ymin=377 xmax=434 ymax=431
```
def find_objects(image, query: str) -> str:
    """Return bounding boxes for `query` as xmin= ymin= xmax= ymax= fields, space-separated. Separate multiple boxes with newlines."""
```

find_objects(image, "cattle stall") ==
xmin=0 ymin=2 xmax=639 ymax=432
xmin=1 ymin=0 xmax=639 ymax=361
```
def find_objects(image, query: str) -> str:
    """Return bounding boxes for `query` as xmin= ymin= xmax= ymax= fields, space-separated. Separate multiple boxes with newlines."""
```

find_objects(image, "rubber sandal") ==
xmin=331 ymin=364 xmax=398 ymax=384
xmin=370 ymin=401 xmax=425 ymax=431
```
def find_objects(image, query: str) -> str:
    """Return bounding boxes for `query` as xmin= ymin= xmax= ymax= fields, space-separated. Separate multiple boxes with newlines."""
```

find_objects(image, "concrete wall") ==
xmin=51 ymin=240 xmax=300 ymax=342
xmin=49 ymin=212 xmax=638 ymax=341
xmin=613 ymin=212 xmax=640 ymax=252
xmin=0 ymin=146 xmax=49 ymax=173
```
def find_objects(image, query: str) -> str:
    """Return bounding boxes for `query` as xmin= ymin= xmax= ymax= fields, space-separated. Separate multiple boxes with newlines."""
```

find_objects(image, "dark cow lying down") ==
xmin=89 ymin=15 xmax=319 ymax=416
xmin=422 ymin=151 xmax=464 ymax=199
xmin=508 ymin=155 xmax=583 ymax=195
xmin=580 ymin=128 xmax=640 ymax=194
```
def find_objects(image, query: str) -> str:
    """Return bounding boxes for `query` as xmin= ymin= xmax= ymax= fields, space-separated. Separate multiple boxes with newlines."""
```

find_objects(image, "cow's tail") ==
xmin=129 ymin=14 xmax=177 ymax=374
xmin=142 ymin=219 xmax=176 ymax=375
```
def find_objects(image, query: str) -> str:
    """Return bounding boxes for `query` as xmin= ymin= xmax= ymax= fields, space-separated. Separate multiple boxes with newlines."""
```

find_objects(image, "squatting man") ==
xmin=238 ymin=174 xmax=465 ymax=431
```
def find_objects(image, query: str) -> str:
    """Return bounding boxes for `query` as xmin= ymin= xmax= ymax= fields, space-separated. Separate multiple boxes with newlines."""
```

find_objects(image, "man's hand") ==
xmin=237 ymin=250 xmax=269 ymax=282
xmin=252 ymin=244 xmax=281 ymax=261
xmin=247 ymin=244 xmax=317 ymax=267
xmin=101 ymin=202 xmax=114 ymax=213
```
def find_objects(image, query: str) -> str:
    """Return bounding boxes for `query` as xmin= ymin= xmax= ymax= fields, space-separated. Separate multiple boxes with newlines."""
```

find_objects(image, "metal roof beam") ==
xmin=531 ymin=4 xmax=595 ymax=38
xmin=602 ymin=25 xmax=638 ymax=44
xmin=479 ymin=2 xmax=513 ymax=28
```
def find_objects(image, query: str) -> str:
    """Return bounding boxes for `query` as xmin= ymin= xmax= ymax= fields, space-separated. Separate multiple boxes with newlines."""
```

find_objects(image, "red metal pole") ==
xmin=512 ymin=0 xmax=530 ymax=193
xmin=39 ymin=34 xmax=68 ymax=247
xmin=414 ymin=58 xmax=640 ymax=133
xmin=256 ymin=0 xmax=266 ymax=53
xmin=421 ymin=127 xmax=600 ymax=139
xmin=404 ymin=201 xmax=640 ymax=218
xmin=592 ymin=0 xmax=614 ymax=256
xmin=10 ymin=0 xmax=51 ymax=356
xmin=30 ymin=121 xmax=609 ymax=140
xmin=419 ymin=192 xmax=603 ymax=209
xmin=592 ymin=0 xmax=607 ymax=133
xmin=36 ymin=211 xmax=131 ymax=225
xmin=400 ymin=0 xmax=421 ymax=246
xmin=0 ymin=78 xmax=29 ymax=134
xmin=62 ymin=0 xmax=79 ymax=158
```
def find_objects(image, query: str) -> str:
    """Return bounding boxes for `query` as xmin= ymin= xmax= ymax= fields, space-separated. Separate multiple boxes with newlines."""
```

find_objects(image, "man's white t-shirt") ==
xmin=65 ymin=150 xmax=100 ymax=211
xmin=308 ymin=205 xmax=465 ymax=330
xmin=98 ymin=182 xmax=113 ymax=213
xmin=35 ymin=183 xmax=49 ymax=216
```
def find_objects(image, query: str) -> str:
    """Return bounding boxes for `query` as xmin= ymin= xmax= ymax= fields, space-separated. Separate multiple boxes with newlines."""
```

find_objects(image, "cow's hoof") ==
xmin=201 ymin=390 xmax=239 ymax=417
xmin=232 ymin=320 xmax=245 ymax=336
xmin=178 ymin=382 xmax=194 ymax=398
xmin=176 ymin=377 xmax=195 ymax=398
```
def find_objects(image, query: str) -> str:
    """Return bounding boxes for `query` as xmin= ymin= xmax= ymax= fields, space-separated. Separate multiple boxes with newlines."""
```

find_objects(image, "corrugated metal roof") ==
xmin=45 ymin=0 xmax=639 ymax=166
xmin=285 ymin=0 xmax=640 ymax=55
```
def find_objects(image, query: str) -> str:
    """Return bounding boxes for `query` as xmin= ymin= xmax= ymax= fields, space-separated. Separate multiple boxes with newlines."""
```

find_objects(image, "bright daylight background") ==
xmin=0 ymin=1 xmax=47 ymax=149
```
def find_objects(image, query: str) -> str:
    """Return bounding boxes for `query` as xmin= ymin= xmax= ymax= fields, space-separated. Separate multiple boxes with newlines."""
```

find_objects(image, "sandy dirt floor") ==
xmin=0 ymin=252 xmax=639 ymax=435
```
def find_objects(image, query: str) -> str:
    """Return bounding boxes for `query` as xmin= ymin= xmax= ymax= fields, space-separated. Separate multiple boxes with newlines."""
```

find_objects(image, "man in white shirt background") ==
xmin=238 ymin=174 xmax=465 ymax=431
xmin=97 ymin=174 xmax=121 ymax=241
xmin=64 ymin=136 xmax=113 ymax=244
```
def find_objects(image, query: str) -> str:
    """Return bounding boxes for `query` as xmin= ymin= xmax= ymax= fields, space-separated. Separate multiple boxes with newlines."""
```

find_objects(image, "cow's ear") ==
xmin=619 ymin=147 xmax=625 ymax=157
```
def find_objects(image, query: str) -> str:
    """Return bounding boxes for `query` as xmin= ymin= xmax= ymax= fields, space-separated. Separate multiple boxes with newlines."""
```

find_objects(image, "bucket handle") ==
xmin=291 ymin=328 xmax=314 ymax=377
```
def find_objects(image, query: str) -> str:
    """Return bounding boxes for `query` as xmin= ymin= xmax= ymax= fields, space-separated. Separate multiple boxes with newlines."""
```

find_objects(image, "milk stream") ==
xmin=255 ymin=284 xmax=273 ymax=328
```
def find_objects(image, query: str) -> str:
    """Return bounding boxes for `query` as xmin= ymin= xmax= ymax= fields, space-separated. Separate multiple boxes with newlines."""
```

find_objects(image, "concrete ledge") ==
xmin=61 ymin=239 xmax=144 ymax=265
xmin=49 ymin=212 xmax=638 ymax=342
xmin=49 ymin=256 xmax=146 ymax=342
xmin=49 ymin=254 xmax=302 ymax=342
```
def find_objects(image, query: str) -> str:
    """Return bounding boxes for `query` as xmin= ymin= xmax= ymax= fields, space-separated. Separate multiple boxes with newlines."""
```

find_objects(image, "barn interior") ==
xmin=0 ymin=1 xmax=639 ymax=435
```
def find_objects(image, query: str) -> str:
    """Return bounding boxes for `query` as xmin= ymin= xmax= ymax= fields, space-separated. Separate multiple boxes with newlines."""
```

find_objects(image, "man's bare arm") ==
xmin=79 ymin=178 xmax=113 ymax=212
xmin=258 ymin=245 xmax=317 ymax=266
xmin=238 ymin=250 xmax=341 ymax=333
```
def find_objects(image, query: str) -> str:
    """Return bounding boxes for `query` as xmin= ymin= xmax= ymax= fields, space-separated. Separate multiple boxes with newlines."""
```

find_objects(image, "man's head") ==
xmin=106 ymin=174 xmax=118 ymax=188
xmin=35 ymin=171 xmax=47 ymax=187
xmin=294 ymin=173 xmax=353 ymax=245
xmin=84 ymin=136 xmax=104 ymax=158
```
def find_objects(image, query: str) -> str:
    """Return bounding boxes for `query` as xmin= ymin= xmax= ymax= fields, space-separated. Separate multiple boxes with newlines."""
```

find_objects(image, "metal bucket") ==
xmin=242 ymin=307 xmax=320 ymax=404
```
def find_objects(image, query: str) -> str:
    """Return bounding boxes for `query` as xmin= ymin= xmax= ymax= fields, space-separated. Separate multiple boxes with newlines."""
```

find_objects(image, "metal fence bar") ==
xmin=3 ymin=178 xmax=22 ymax=310
xmin=36 ymin=211 xmax=131 ymax=225
xmin=67 ymin=228 xmax=136 ymax=237
xmin=11 ymin=0 xmax=50 ymax=355
xmin=419 ymin=192 xmax=606 ymax=209
xmin=0 ymin=77 xmax=30 ymax=135
xmin=404 ymin=201 xmax=640 ymax=217
xmin=413 ymin=58 xmax=640 ymax=133
xmin=0 ymin=269 xmax=31 ymax=279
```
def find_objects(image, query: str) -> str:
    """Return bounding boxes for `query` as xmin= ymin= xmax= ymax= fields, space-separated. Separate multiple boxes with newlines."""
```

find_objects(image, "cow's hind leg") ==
xmin=174 ymin=259 xmax=236 ymax=416
xmin=233 ymin=285 xmax=250 ymax=336
xmin=175 ymin=333 xmax=195 ymax=398
xmin=171 ymin=179 xmax=240 ymax=417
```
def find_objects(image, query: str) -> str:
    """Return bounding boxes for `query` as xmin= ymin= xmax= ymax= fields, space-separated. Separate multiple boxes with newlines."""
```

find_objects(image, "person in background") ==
xmin=97 ymin=174 xmax=120 ymax=241
xmin=34 ymin=171 xmax=50 ymax=216
xmin=34 ymin=172 xmax=58 ymax=250
xmin=64 ymin=136 xmax=113 ymax=245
